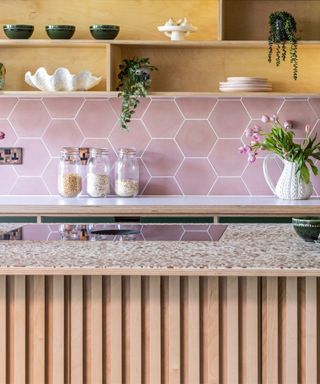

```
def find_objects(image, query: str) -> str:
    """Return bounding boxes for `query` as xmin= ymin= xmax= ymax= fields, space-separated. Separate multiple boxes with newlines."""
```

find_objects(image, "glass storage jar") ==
xmin=58 ymin=147 xmax=82 ymax=198
xmin=86 ymin=148 xmax=110 ymax=197
xmin=114 ymin=148 xmax=139 ymax=197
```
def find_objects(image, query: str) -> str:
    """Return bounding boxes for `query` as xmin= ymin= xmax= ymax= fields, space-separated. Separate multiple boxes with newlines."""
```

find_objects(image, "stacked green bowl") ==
xmin=90 ymin=25 xmax=120 ymax=40
xmin=3 ymin=24 xmax=34 ymax=39
xmin=46 ymin=25 xmax=75 ymax=39
xmin=292 ymin=217 xmax=320 ymax=242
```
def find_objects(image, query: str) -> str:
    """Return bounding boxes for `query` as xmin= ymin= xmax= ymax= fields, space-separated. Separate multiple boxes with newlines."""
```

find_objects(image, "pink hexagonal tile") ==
xmin=278 ymin=100 xmax=317 ymax=138
xmin=309 ymin=120 xmax=320 ymax=142
xmin=311 ymin=169 xmax=320 ymax=196
xmin=175 ymin=120 xmax=217 ymax=157
xmin=9 ymin=100 xmax=51 ymax=137
xmin=0 ymin=120 xmax=17 ymax=146
xmin=142 ymin=177 xmax=182 ymax=195
xmin=23 ymin=224 xmax=51 ymax=240
xmin=175 ymin=159 xmax=216 ymax=195
xmin=181 ymin=231 xmax=211 ymax=241
xmin=109 ymin=120 xmax=150 ymax=156
xmin=142 ymin=225 xmax=183 ymax=241
xmin=15 ymin=139 xmax=50 ymax=176
xmin=208 ymin=100 xmax=250 ymax=138
xmin=137 ymin=159 xmax=150 ymax=194
xmin=242 ymin=157 xmax=282 ymax=195
xmin=109 ymin=97 xmax=151 ymax=118
xmin=42 ymin=158 xmax=59 ymax=195
xmin=242 ymin=98 xmax=284 ymax=119
xmin=209 ymin=177 xmax=249 ymax=195
xmin=0 ymin=166 xmax=17 ymax=194
xmin=209 ymin=139 xmax=248 ymax=176
xmin=10 ymin=177 xmax=49 ymax=195
xmin=43 ymin=97 xmax=84 ymax=118
xmin=143 ymin=100 xmax=183 ymax=138
xmin=0 ymin=98 xmax=18 ymax=118
xmin=175 ymin=97 xmax=217 ymax=119
xmin=76 ymin=100 xmax=117 ymax=138
xmin=142 ymin=139 xmax=183 ymax=176
xmin=308 ymin=98 xmax=320 ymax=118
xmin=43 ymin=120 xmax=84 ymax=156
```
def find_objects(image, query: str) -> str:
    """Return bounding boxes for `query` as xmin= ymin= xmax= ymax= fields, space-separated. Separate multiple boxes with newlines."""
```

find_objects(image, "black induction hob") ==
xmin=0 ymin=224 xmax=228 ymax=242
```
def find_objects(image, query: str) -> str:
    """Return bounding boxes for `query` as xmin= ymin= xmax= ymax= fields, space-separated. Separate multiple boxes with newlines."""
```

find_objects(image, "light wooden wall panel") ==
xmin=0 ymin=275 xmax=318 ymax=384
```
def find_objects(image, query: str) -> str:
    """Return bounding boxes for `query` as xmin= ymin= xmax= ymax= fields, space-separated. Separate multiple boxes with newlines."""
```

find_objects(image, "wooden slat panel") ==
xmin=163 ymin=276 xmax=181 ymax=384
xmin=281 ymin=277 xmax=298 ymax=384
xmin=89 ymin=276 xmax=103 ymax=384
xmin=50 ymin=276 xmax=65 ymax=384
xmin=201 ymin=276 xmax=219 ymax=384
xmin=70 ymin=276 xmax=83 ymax=384
xmin=300 ymin=277 xmax=317 ymax=384
xmin=262 ymin=277 xmax=278 ymax=384
xmin=144 ymin=276 xmax=161 ymax=384
xmin=11 ymin=276 xmax=26 ymax=384
xmin=241 ymin=277 xmax=259 ymax=384
xmin=28 ymin=276 xmax=45 ymax=384
xmin=0 ymin=276 xmax=5 ymax=384
xmin=184 ymin=276 xmax=200 ymax=384
xmin=125 ymin=276 xmax=142 ymax=384
xmin=222 ymin=277 xmax=239 ymax=384
xmin=106 ymin=276 xmax=122 ymax=384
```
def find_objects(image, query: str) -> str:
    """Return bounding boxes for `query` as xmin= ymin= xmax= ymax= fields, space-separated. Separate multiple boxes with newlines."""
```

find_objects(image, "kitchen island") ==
xmin=0 ymin=224 xmax=319 ymax=384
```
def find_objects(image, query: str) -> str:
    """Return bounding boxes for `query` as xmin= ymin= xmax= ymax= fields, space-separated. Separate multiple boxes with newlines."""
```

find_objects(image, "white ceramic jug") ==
xmin=263 ymin=154 xmax=313 ymax=200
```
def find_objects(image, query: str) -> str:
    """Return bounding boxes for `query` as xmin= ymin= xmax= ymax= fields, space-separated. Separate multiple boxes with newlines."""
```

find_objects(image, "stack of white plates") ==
xmin=219 ymin=77 xmax=272 ymax=92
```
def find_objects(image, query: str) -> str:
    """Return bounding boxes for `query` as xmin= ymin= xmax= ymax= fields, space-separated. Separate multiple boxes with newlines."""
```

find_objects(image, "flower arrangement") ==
xmin=239 ymin=114 xmax=320 ymax=184
xmin=0 ymin=131 xmax=5 ymax=140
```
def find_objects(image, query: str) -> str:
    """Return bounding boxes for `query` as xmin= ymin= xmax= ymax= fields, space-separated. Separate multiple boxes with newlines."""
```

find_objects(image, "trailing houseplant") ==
xmin=239 ymin=114 xmax=320 ymax=199
xmin=117 ymin=57 xmax=157 ymax=130
xmin=268 ymin=11 xmax=298 ymax=80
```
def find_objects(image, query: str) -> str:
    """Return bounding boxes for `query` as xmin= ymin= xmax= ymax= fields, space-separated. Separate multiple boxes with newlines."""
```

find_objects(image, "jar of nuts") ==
xmin=114 ymin=148 xmax=139 ymax=197
xmin=58 ymin=147 xmax=82 ymax=198
xmin=87 ymin=148 xmax=110 ymax=198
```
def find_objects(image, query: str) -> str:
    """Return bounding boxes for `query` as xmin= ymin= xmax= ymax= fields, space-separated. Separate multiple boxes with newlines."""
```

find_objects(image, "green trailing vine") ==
xmin=117 ymin=57 xmax=157 ymax=130
xmin=268 ymin=11 xmax=298 ymax=80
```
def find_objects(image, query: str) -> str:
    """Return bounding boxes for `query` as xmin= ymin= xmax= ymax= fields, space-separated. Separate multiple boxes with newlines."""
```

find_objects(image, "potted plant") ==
xmin=268 ymin=11 xmax=298 ymax=80
xmin=239 ymin=114 xmax=320 ymax=200
xmin=117 ymin=57 xmax=157 ymax=130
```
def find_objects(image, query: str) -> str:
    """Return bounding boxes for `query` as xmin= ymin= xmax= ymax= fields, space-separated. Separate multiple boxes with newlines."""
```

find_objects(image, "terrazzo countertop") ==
xmin=0 ymin=224 xmax=319 ymax=276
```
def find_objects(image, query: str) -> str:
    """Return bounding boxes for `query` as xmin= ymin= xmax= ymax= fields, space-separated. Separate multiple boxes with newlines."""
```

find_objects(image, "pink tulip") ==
xmin=0 ymin=131 xmax=5 ymax=140
xmin=248 ymin=153 xmax=256 ymax=163
xmin=253 ymin=124 xmax=261 ymax=133
xmin=305 ymin=124 xmax=311 ymax=133
xmin=245 ymin=127 xmax=253 ymax=137
xmin=261 ymin=115 xmax=269 ymax=123
xmin=284 ymin=120 xmax=293 ymax=130
xmin=270 ymin=114 xmax=278 ymax=122
xmin=238 ymin=146 xmax=246 ymax=154
xmin=251 ymin=133 xmax=260 ymax=142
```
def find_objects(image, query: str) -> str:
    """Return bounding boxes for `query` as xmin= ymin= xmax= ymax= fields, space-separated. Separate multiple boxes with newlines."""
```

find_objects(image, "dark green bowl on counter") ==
xmin=89 ymin=25 xmax=120 ymax=40
xmin=46 ymin=25 xmax=75 ymax=39
xmin=3 ymin=24 xmax=34 ymax=39
xmin=292 ymin=217 xmax=320 ymax=242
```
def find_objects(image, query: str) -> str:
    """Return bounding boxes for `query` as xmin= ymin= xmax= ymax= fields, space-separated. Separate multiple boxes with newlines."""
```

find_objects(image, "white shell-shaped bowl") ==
xmin=25 ymin=67 xmax=101 ymax=91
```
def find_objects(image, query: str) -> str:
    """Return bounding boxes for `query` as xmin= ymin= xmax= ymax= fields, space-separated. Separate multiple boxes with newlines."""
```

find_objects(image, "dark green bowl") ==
xmin=3 ymin=24 xmax=34 ymax=39
xmin=89 ymin=25 xmax=119 ymax=40
xmin=292 ymin=217 xmax=320 ymax=242
xmin=46 ymin=25 xmax=75 ymax=39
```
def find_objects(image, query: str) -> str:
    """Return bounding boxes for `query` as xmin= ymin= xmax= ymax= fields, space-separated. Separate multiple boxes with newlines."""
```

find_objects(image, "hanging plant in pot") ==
xmin=239 ymin=114 xmax=320 ymax=200
xmin=268 ymin=11 xmax=298 ymax=80
xmin=117 ymin=57 xmax=157 ymax=130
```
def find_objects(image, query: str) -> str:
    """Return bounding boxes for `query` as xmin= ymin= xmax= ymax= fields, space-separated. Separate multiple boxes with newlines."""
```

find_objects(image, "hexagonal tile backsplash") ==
xmin=1 ymin=96 xmax=320 ymax=196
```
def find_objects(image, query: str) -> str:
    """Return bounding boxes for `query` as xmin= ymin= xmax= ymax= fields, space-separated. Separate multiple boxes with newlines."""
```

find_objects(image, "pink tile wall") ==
xmin=1 ymin=96 xmax=320 ymax=196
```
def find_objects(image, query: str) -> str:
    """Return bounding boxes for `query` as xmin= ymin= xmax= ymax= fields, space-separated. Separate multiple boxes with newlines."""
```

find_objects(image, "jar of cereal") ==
xmin=114 ymin=148 xmax=139 ymax=197
xmin=86 ymin=148 xmax=110 ymax=197
xmin=58 ymin=147 xmax=82 ymax=198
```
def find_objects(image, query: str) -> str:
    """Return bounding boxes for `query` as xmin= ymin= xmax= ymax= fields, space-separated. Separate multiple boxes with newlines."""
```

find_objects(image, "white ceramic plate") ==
xmin=226 ymin=77 xmax=268 ymax=83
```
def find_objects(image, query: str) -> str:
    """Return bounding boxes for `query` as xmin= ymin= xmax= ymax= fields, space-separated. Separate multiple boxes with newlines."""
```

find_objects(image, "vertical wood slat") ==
xmin=70 ymin=276 xmax=83 ymax=384
xmin=106 ymin=276 xmax=122 ymax=384
xmin=144 ymin=276 xmax=161 ymax=384
xmin=184 ymin=277 xmax=200 ymax=384
xmin=241 ymin=277 xmax=259 ymax=384
xmin=0 ymin=276 xmax=5 ymax=384
xmin=222 ymin=277 xmax=239 ymax=384
xmin=164 ymin=276 xmax=181 ymax=384
xmin=281 ymin=277 xmax=298 ymax=384
xmin=300 ymin=277 xmax=317 ymax=384
xmin=262 ymin=277 xmax=278 ymax=384
xmin=28 ymin=276 xmax=45 ymax=384
xmin=201 ymin=276 xmax=219 ymax=384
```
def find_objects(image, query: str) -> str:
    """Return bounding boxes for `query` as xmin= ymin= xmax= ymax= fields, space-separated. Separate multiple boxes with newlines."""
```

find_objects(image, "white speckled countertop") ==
xmin=0 ymin=224 xmax=319 ymax=276
xmin=0 ymin=196 xmax=320 ymax=217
